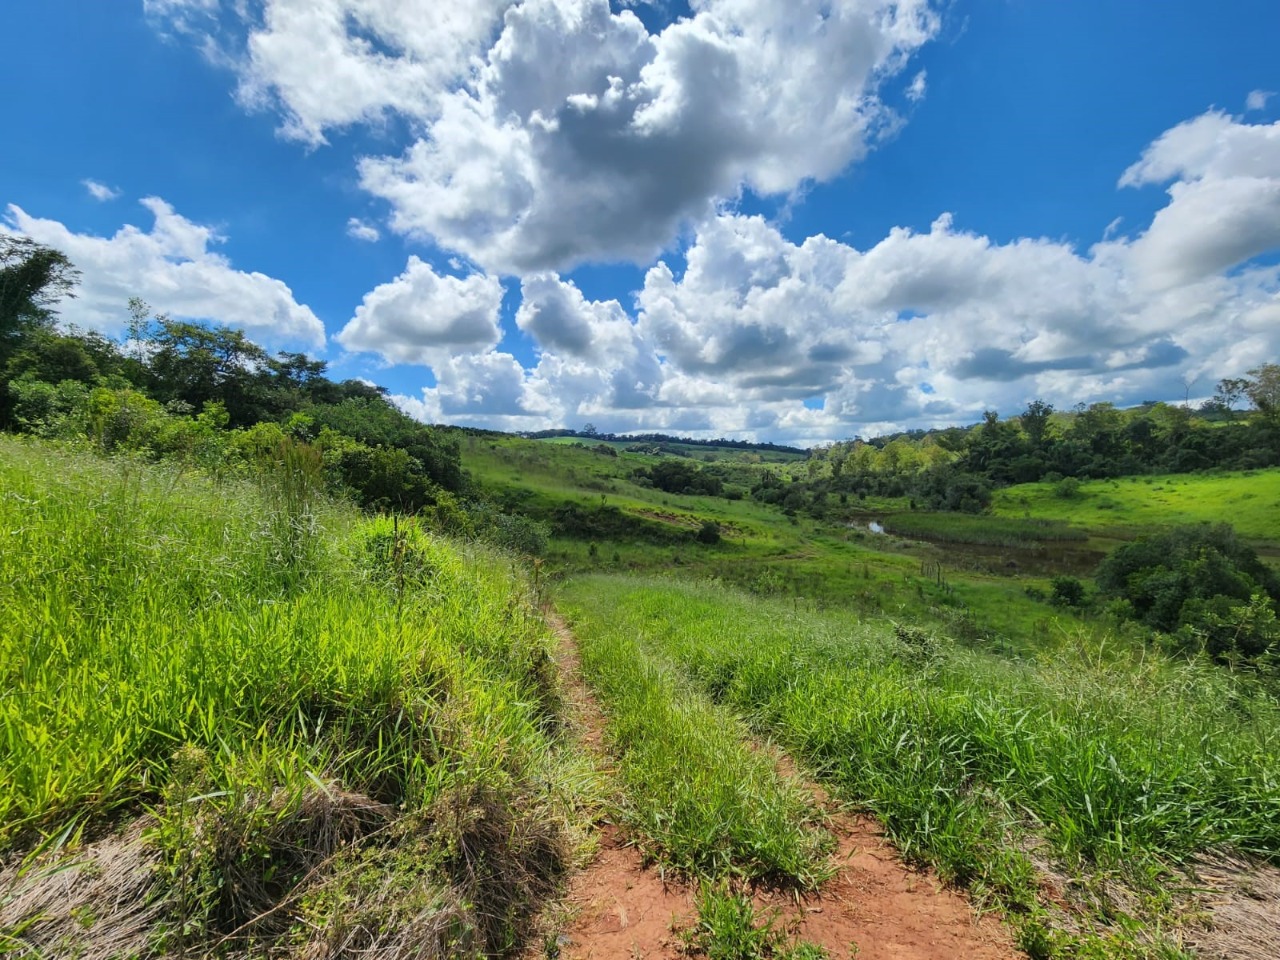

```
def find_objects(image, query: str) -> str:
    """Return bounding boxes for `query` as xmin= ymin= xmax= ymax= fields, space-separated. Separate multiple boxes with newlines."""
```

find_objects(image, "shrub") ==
xmin=1096 ymin=523 xmax=1280 ymax=665
xmin=1054 ymin=477 xmax=1081 ymax=499
xmin=1049 ymin=575 xmax=1085 ymax=607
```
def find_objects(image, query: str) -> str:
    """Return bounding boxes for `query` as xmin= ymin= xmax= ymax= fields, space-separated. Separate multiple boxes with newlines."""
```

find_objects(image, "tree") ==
xmin=144 ymin=318 xmax=271 ymax=425
xmin=0 ymin=237 xmax=79 ymax=351
xmin=1244 ymin=364 xmax=1280 ymax=422
xmin=1020 ymin=399 xmax=1054 ymax=448
xmin=1214 ymin=377 xmax=1250 ymax=418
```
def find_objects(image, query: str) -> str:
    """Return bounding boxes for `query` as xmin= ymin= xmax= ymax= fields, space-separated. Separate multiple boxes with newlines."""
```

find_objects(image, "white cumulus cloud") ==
xmin=337 ymin=256 xmax=505 ymax=364
xmin=2 ymin=198 xmax=326 ymax=349
xmin=1119 ymin=110 xmax=1280 ymax=290
xmin=154 ymin=0 xmax=941 ymax=274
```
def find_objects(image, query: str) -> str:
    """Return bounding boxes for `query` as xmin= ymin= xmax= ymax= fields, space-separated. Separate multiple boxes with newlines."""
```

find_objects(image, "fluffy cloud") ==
xmin=154 ymin=0 xmax=510 ymax=145
xmin=82 ymin=179 xmax=121 ymax=202
xmin=386 ymin=110 xmax=1280 ymax=444
xmin=363 ymin=0 xmax=938 ymax=272
xmin=2 ymin=198 xmax=325 ymax=349
xmin=1119 ymin=111 xmax=1280 ymax=289
xmin=337 ymin=257 xmax=504 ymax=364
xmin=345 ymin=217 xmax=380 ymax=242
xmin=156 ymin=0 xmax=940 ymax=273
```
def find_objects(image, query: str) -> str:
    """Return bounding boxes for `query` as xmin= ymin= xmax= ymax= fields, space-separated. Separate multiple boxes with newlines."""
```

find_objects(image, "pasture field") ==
xmin=463 ymin=433 xmax=1083 ymax=649
xmin=993 ymin=470 xmax=1280 ymax=544
xmin=0 ymin=436 xmax=598 ymax=957
xmin=559 ymin=574 xmax=1280 ymax=957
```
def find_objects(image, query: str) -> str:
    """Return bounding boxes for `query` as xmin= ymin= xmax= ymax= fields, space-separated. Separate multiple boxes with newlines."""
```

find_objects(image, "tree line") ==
xmin=1 ymin=236 xmax=462 ymax=514
xmin=784 ymin=388 xmax=1280 ymax=517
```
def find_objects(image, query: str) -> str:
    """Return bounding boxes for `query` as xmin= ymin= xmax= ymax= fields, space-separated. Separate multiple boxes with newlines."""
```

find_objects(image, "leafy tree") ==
xmin=1020 ymin=399 xmax=1054 ymax=448
xmin=0 ymin=237 xmax=79 ymax=348
xmin=1244 ymin=363 xmax=1280 ymax=422
xmin=305 ymin=397 xmax=462 ymax=492
xmin=144 ymin=318 xmax=271 ymax=424
xmin=1214 ymin=377 xmax=1250 ymax=418
xmin=1096 ymin=524 xmax=1280 ymax=665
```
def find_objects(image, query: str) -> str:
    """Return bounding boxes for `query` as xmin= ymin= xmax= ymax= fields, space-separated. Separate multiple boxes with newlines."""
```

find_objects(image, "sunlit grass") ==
xmin=993 ymin=469 xmax=1280 ymax=542
xmin=0 ymin=435 xmax=587 ymax=848
xmin=568 ymin=607 xmax=830 ymax=888
xmin=561 ymin=573 xmax=1280 ymax=952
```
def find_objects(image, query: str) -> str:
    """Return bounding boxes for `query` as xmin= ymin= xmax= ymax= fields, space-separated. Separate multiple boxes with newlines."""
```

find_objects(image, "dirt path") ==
xmin=543 ymin=610 xmax=1020 ymax=960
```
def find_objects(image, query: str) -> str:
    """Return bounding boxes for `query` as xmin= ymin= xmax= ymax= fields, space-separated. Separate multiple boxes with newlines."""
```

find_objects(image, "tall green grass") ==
xmin=881 ymin=513 xmax=1086 ymax=546
xmin=561 ymin=574 xmax=1280 ymax=950
xmin=0 ymin=436 xmax=596 ymax=955
xmin=570 ymin=612 xmax=830 ymax=887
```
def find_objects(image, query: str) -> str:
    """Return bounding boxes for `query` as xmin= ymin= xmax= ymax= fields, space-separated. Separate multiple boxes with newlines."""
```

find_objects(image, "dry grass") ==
xmin=195 ymin=783 xmax=395 ymax=942
xmin=1184 ymin=853 xmax=1280 ymax=960
xmin=0 ymin=821 xmax=162 ymax=960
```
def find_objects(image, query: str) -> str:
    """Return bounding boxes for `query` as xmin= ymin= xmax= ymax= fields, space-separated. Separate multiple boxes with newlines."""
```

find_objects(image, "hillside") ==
xmin=0 ymin=436 xmax=598 ymax=958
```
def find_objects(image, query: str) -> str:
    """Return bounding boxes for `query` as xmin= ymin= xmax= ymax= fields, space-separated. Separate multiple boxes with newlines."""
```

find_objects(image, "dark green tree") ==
xmin=1 ymin=237 xmax=79 ymax=342
xmin=1096 ymin=524 xmax=1280 ymax=664
xmin=1244 ymin=364 xmax=1280 ymax=422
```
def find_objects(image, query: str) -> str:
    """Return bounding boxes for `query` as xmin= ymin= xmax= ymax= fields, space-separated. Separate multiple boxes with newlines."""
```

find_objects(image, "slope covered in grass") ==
xmin=560 ymin=574 xmax=1280 ymax=956
xmin=0 ymin=436 xmax=597 ymax=957
xmin=993 ymin=470 xmax=1280 ymax=543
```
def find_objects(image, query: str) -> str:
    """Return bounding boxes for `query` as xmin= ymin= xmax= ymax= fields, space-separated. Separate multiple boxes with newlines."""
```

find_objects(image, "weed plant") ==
xmin=686 ymin=882 xmax=828 ymax=960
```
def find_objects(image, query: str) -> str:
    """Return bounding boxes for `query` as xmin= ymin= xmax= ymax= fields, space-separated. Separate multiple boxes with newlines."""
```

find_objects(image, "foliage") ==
xmin=0 ymin=236 xmax=79 ymax=344
xmin=0 ymin=438 xmax=595 ymax=956
xmin=1 ymin=290 xmax=465 ymax=502
xmin=1095 ymin=523 xmax=1280 ymax=665
xmin=1050 ymin=576 xmax=1086 ymax=607
xmin=697 ymin=519 xmax=723 ymax=544
xmin=638 ymin=458 xmax=726 ymax=496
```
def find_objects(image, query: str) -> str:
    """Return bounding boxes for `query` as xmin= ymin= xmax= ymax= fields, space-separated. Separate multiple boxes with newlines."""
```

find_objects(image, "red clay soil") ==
xmin=544 ymin=611 xmax=1021 ymax=960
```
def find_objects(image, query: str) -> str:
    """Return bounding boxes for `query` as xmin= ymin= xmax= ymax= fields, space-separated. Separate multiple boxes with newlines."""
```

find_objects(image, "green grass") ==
xmin=560 ymin=574 xmax=1280 ymax=954
xmin=993 ymin=470 xmax=1280 ymax=543
xmin=0 ymin=436 xmax=596 ymax=956
xmin=463 ymin=433 xmax=1085 ymax=651
xmin=880 ymin=512 xmax=1087 ymax=546
xmin=685 ymin=883 xmax=828 ymax=960
xmin=572 ymin=606 xmax=831 ymax=887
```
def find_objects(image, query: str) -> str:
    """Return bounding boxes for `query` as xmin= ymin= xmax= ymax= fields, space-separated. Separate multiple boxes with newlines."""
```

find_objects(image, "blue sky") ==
xmin=3 ymin=1 xmax=1279 ymax=444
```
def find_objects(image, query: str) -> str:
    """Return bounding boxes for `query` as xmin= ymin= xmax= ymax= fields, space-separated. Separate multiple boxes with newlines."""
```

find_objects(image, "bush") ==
xmin=696 ymin=520 xmax=722 ymax=545
xmin=1096 ymin=523 xmax=1280 ymax=666
xmin=1049 ymin=576 xmax=1085 ymax=607
xmin=1054 ymin=477 xmax=1081 ymax=500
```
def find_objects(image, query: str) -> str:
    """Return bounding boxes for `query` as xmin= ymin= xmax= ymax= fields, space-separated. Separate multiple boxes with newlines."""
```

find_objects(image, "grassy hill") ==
xmin=0 ymin=436 xmax=598 ymax=958
xmin=5 ymin=432 xmax=1278 ymax=958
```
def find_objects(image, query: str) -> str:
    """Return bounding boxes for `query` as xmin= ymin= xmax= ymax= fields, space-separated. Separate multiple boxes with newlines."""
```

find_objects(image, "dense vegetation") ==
xmin=1 ymin=238 xmax=464 ymax=515
xmin=562 ymin=576 xmax=1280 ymax=957
xmin=0 ymin=436 xmax=597 ymax=957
